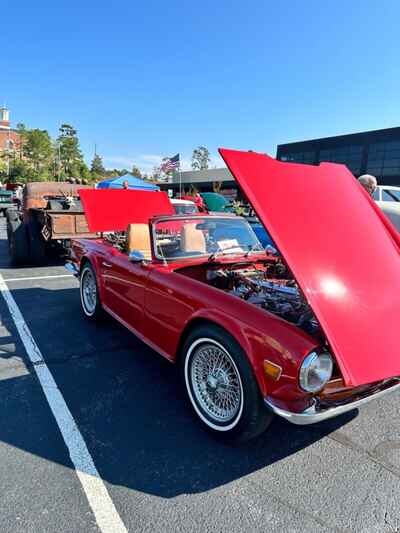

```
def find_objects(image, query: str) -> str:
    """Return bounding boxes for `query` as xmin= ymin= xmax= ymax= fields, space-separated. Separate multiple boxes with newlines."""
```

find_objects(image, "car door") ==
xmin=100 ymin=247 xmax=152 ymax=333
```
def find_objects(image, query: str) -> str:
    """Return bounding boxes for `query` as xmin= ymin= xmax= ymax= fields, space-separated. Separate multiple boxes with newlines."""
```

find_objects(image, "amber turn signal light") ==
xmin=263 ymin=360 xmax=282 ymax=381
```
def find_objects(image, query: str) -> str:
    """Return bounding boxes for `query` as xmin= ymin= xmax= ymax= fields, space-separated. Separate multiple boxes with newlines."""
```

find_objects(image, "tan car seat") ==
xmin=126 ymin=224 xmax=152 ymax=260
xmin=180 ymin=223 xmax=206 ymax=253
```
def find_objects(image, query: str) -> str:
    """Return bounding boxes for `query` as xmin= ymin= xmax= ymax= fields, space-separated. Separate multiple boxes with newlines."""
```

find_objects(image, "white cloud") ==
xmin=103 ymin=152 xmax=225 ymax=174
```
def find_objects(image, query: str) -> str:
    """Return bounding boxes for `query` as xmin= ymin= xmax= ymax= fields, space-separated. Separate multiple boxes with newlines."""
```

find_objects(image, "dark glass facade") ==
xmin=276 ymin=127 xmax=400 ymax=186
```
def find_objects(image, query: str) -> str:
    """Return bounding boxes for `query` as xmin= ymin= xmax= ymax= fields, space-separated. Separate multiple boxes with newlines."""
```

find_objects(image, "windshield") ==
xmin=154 ymin=216 xmax=263 ymax=260
xmin=173 ymin=203 xmax=199 ymax=214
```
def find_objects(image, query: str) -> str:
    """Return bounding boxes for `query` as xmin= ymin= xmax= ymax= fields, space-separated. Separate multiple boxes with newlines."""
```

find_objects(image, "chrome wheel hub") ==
xmin=190 ymin=343 xmax=242 ymax=423
xmin=82 ymin=270 xmax=96 ymax=313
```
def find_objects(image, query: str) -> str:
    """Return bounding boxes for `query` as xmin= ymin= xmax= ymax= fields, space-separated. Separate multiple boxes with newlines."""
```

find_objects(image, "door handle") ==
xmin=102 ymin=261 xmax=112 ymax=268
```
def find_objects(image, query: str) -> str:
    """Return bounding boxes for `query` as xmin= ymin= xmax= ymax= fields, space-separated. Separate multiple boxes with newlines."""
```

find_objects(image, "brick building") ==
xmin=0 ymin=106 xmax=21 ymax=155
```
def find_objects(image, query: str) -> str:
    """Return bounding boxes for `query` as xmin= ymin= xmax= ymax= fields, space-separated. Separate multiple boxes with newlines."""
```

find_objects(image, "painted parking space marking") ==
xmin=0 ymin=272 xmax=128 ymax=533
xmin=3 ymin=274 xmax=74 ymax=282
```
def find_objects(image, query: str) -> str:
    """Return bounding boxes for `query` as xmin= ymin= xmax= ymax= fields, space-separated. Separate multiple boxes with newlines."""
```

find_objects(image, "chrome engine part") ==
xmin=209 ymin=267 xmax=319 ymax=334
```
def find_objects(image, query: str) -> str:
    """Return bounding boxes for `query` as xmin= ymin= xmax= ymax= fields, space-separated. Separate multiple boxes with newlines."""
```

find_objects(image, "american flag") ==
xmin=161 ymin=153 xmax=180 ymax=173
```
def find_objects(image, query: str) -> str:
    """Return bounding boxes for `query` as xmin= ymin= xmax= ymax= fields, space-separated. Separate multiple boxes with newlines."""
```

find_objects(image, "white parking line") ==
xmin=0 ymin=272 xmax=128 ymax=533
xmin=4 ymin=274 xmax=73 ymax=282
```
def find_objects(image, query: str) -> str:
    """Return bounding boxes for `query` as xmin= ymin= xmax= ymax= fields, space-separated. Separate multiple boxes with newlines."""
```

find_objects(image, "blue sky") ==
xmin=2 ymin=1 xmax=400 ymax=173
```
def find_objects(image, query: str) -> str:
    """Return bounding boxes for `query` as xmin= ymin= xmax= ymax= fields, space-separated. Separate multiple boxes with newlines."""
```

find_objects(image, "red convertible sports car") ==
xmin=68 ymin=149 xmax=400 ymax=442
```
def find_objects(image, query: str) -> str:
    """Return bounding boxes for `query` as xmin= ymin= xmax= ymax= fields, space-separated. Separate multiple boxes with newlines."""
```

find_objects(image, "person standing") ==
xmin=122 ymin=180 xmax=129 ymax=190
xmin=358 ymin=174 xmax=377 ymax=196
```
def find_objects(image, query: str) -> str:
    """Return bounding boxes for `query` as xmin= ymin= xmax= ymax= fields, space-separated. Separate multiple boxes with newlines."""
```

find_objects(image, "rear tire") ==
xmin=27 ymin=220 xmax=47 ymax=265
xmin=80 ymin=263 xmax=104 ymax=321
xmin=6 ymin=211 xmax=30 ymax=266
xmin=180 ymin=324 xmax=273 ymax=443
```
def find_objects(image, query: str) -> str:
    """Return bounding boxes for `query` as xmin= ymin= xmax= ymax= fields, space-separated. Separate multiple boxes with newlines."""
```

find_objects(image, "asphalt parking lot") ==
xmin=0 ymin=218 xmax=399 ymax=533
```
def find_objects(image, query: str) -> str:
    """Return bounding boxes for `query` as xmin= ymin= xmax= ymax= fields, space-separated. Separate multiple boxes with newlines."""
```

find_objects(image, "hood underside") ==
xmin=79 ymin=189 xmax=174 ymax=232
xmin=219 ymin=148 xmax=400 ymax=387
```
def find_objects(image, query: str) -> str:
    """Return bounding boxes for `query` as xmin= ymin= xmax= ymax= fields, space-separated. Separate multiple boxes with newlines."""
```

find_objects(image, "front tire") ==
xmin=180 ymin=325 xmax=273 ymax=442
xmin=80 ymin=263 xmax=104 ymax=320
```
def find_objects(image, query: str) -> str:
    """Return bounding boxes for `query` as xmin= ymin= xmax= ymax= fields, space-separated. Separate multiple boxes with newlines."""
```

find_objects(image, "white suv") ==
xmin=373 ymin=186 xmax=400 ymax=202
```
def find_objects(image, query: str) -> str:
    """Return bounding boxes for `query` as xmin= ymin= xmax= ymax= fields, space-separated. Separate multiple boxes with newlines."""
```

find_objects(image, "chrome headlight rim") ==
xmin=299 ymin=350 xmax=333 ymax=393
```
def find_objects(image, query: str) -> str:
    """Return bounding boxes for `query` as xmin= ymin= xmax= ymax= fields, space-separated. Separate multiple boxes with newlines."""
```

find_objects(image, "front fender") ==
xmin=183 ymin=307 xmax=317 ymax=399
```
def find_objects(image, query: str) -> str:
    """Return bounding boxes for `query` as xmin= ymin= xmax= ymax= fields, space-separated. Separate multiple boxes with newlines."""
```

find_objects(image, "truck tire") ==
xmin=27 ymin=220 xmax=47 ymax=265
xmin=6 ymin=213 xmax=30 ymax=266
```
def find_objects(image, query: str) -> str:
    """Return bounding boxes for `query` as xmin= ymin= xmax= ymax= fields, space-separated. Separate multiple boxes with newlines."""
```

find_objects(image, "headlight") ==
xmin=299 ymin=351 xmax=333 ymax=393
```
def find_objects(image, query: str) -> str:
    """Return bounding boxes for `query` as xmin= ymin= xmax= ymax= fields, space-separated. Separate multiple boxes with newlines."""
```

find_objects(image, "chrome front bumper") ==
xmin=265 ymin=379 xmax=400 ymax=425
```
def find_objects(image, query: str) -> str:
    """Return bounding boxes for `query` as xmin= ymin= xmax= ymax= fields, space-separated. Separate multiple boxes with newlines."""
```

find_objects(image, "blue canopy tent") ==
xmin=96 ymin=173 xmax=159 ymax=191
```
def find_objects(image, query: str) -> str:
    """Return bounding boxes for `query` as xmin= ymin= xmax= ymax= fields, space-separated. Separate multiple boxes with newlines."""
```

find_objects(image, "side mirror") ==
xmin=128 ymin=250 xmax=145 ymax=263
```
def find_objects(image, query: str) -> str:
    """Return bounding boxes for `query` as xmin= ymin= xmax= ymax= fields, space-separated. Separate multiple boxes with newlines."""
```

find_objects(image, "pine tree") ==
xmin=90 ymin=154 xmax=106 ymax=179
xmin=57 ymin=124 xmax=84 ymax=178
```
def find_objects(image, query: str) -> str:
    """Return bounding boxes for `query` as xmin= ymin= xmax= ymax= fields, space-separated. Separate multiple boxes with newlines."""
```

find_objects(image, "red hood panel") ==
xmin=219 ymin=148 xmax=400 ymax=387
xmin=79 ymin=189 xmax=174 ymax=232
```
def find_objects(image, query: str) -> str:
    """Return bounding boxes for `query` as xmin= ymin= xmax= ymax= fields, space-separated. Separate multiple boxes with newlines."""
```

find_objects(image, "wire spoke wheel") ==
xmin=189 ymin=341 xmax=243 ymax=426
xmin=81 ymin=269 xmax=97 ymax=314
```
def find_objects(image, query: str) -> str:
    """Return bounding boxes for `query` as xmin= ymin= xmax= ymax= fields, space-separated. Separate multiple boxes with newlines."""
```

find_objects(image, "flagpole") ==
xmin=179 ymin=157 xmax=182 ymax=197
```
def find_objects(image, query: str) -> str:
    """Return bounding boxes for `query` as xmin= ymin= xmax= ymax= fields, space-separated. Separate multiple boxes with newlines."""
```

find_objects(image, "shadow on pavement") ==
xmin=0 ymin=285 xmax=358 ymax=498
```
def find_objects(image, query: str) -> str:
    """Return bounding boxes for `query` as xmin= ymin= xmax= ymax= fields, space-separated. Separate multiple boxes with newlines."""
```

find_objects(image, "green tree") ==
xmin=23 ymin=129 xmax=53 ymax=172
xmin=79 ymin=162 xmax=92 ymax=183
xmin=8 ymin=159 xmax=38 ymax=183
xmin=131 ymin=165 xmax=142 ymax=178
xmin=57 ymin=124 xmax=84 ymax=177
xmin=16 ymin=123 xmax=28 ymax=159
xmin=104 ymin=168 xmax=128 ymax=177
xmin=151 ymin=165 xmax=162 ymax=181
xmin=191 ymin=146 xmax=210 ymax=171
xmin=90 ymin=154 xmax=106 ymax=179
xmin=0 ymin=158 xmax=7 ymax=178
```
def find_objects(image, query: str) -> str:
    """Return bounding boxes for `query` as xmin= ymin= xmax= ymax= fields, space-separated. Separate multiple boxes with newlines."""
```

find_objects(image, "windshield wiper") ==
xmin=208 ymin=245 xmax=247 ymax=262
xmin=244 ymin=243 xmax=265 ymax=257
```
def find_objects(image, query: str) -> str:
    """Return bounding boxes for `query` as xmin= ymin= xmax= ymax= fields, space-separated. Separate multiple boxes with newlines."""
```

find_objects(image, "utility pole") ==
xmin=57 ymin=142 xmax=61 ymax=182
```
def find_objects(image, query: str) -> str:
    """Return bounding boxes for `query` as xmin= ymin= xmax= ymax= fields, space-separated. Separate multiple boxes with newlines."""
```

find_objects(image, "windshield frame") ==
xmin=151 ymin=214 xmax=263 ymax=262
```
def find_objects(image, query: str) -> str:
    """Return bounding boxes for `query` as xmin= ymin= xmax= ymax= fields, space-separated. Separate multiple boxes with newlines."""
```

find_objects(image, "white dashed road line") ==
xmin=4 ymin=274 xmax=73 ymax=282
xmin=0 ymin=272 xmax=128 ymax=533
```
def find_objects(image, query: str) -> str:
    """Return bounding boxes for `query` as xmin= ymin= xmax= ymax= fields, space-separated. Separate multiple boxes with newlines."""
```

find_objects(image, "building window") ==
xmin=5 ymin=139 xmax=14 ymax=151
xmin=367 ymin=141 xmax=400 ymax=179
xmin=318 ymin=145 xmax=363 ymax=175
xmin=279 ymin=151 xmax=316 ymax=164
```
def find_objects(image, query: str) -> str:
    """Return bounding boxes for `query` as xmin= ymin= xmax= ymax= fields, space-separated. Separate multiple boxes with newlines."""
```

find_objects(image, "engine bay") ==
xmin=202 ymin=259 xmax=321 ymax=336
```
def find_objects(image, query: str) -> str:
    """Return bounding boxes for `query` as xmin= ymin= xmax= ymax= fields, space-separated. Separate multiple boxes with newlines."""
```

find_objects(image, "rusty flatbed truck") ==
xmin=6 ymin=182 xmax=96 ymax=265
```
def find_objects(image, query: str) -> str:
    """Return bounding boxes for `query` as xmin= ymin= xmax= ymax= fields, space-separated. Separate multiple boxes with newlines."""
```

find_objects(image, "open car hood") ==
xmin=219 ymin=148 xmax=400 ymax=387
xmin=79 ymin=189 xmax=174 ymax=232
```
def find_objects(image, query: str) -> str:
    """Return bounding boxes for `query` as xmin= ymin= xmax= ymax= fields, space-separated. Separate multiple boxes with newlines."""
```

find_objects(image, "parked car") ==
xmin=67 ymin=151 xmax=400 ymax=442
xmin=373 ymin=185 xmax=400 ymax=202
xmin=171 ymin=198 xmax=199 ymax=214
xmin=376 ymin=201 xmax=400 ymax=231
xmin=200 ymin=192 xmax=233 ymax=213
xmin=248 ymin=221 xmax=274 ymax=248
xmin=0 ymin=189 xmax=15 ymax=216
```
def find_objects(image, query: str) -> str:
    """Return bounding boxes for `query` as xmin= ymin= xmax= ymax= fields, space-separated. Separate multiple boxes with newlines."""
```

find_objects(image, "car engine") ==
xmin=208 ymin=264 xmax=320 ymax=335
